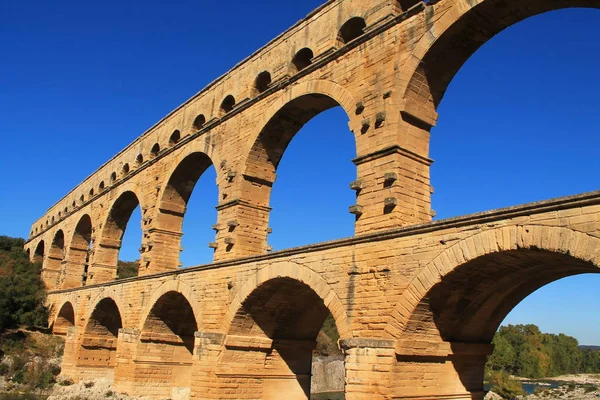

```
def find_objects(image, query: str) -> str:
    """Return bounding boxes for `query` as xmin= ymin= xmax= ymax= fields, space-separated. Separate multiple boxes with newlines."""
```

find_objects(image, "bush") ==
xmin=488 ymin=371 xmax=524 ymax=399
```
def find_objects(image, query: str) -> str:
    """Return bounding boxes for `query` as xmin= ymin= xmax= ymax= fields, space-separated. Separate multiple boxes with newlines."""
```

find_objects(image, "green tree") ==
xmin=0 ymin=236 xmax=48 ymax=332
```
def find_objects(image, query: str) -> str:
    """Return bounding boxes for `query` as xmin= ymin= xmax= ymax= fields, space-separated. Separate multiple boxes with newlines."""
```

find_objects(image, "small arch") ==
xmin=169 ymin=130 xmax=181 ymax=146
xmin=220 ymin=95 xmax=236 ymax=114
xmin=338 ymin=17 xmax=367 ymax=44
xmin=89 ymin=188 xmax=94 ymax=197
xmin=255 ymin=71 xmax=272 ymax=94
xmin=292 ymin=47 xmax=314 ymax=72
xmin=58 ymin=211 xmax=62 ymax=218
xmin=122 ymin=163 xmax=130 ymax=176
xmin=136 ymin=153 xmax=144 ymax=165
xmin=51 ymin=216 xmax=55 ymax=223
xmin=71 ymin=201 xmax=75 ymax=208
xmin=192 ymin=114 xmax=206 ymax=130
xmin=80 ymin=195 xmax=85 ymax=203
xmin=53 ymin=301 xmax=75 ymax=336
xmin=99 ymin=181 xmax=105 ymax=191
xmin=150 ymin=143 xmax=160 ymax=158
xmin=64 ymin=206 xmax=69 ymax=213
xmin=110 ymin=172 xmax=117 ymax=183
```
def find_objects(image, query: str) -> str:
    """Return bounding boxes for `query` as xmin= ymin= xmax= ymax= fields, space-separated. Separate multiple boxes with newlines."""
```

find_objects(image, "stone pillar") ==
xmin=212 ymin=335 xmax=316 ymax=400
xmin=59 ymin=326 xmax=80 ymax=380
xmin=142 ymin=227 xmax=182 ymax=275
xmin=346 ymin=90 xmax=437 ymax=235
xmin=212 ymin=199 xmax=271 ymax=262
xmin=61 ymin=258 xmax=86 ymax=289
xmin=42 ymin=256 xmax=62 ymax=290
xmin=340 ymin=337 xmax=396 ymax=400
xmin=352 ymin=147 xmax=433 ymax=234
xmin=113 ymin=328 xmax=141 ymax=395
xmin=190 ymin=332 xmax=226 ymax=399
xmin=88 ymin=238 xmax=120 ymax=284
xmin=390 ymin=339 xmax=493 ymax=400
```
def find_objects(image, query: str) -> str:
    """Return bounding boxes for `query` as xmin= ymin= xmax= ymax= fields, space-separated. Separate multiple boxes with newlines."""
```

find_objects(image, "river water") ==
xmin=485 ymin=381 xmax=562 ymax=395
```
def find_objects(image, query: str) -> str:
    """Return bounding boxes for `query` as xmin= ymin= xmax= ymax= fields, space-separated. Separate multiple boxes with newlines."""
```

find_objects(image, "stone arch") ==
xmin=401 ymin=0 xmax=600 ymax=116
xmin=134 ymin=284 xmax=199 ymax=398
xmin=151 ymin=147 xmax=219 ymax=271
xmin=33 ymin=240 xmax=44 ymax=263
xmin=63 ymin=214 xmax=93 ymax=288
xmin=44 ymin=230 xmax=65 ymax=289
xmin=387 ymin=225 xmax=600 ymax=341
xmin=224 ymin=262 xmax=349 ymax=338
xmin=337 ymin=16 xmax=367 ymax=45
xmin=78 ymin=296 xmax=124 ymax=377
xmin=52 ymin=301 xmax=75 ymax=336
xmin=240 ymin=79 xmax=358 ymax=206
xmin=220 ymin=263 xmax=349 ymax=399
xmin=138 ymin=279 xmax=202 ymax=333
xmin=92 ymin=188 xmax=144 ymax=283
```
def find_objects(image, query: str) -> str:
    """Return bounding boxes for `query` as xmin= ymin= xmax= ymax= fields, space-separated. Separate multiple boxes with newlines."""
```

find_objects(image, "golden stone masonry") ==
xmin=24 ymin=0 xmax=600 ymax=398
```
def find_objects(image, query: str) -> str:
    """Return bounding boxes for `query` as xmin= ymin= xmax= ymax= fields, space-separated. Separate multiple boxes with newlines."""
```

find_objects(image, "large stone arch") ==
xmin=132 ymin=281 xmax=200 ymax=399
xmin=85 ymin=289 xmax=128 ymax=330
xmin=90 ymin=187 xmax=145 ymax=284
xmin=219 ymin=262 xmax=350 ymax=399
xmin=63 ymin=214 xmax=93 ymax=289
xmin=240 ymin=79 xmax=359 ymax=184
xmin=77 ymin=295 xmax=125 ymax=380
xmin=137 ymin=279 xmax=202 ymax=333
xmin=150 ymin=144 xmax=221 ymax=272
xmin=387 ymin=224 xmax=600 ymax=341
xmin=43 ymin=229 xmax=65 ymax=290
xmin=401 ymin=0 xmax=600 ymax=117
xmin=224 ymin=261 xmax=350 ymax=338
xmin=52 ymin=301 xmax=76 ymax=336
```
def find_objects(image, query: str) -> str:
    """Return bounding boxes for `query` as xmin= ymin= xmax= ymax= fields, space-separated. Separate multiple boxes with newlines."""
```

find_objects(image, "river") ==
xmin=485 ymin=381 xmax=563 ymax=395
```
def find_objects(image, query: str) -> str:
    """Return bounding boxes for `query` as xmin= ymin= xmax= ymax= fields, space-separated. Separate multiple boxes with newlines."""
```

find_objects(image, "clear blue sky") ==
xmin=1 ymin=2 xmax=599 ymax=344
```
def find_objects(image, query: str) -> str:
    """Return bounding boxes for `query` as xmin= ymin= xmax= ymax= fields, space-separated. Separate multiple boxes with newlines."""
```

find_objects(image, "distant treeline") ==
xmin=487 ymin=324 xmax=600 ymax=378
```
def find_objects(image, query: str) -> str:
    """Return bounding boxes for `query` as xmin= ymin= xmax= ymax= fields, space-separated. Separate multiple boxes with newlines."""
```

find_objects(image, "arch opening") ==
xmin=169 ymin=130 xmax=181 ymax=146
xmin=193 ymin=114 xmax=206 ymax=130
xmin=245 ymin=94 xmax=355 ymax=249
xmin=255 ymin=71 xmax=272 ymax=94
xmin=93 ymin=191 xmax=141 ymax=282
xmin=408 ymin=6 xmax=600 ymax=218
xmin=53 ymin=302 xmax=75 ymax=336
xmin=78 ymin=298 xmax=123 ymax=378
xmin=150 ymin=143 xmax=160 ymax=158
xmin=396 ymin=249 xmax=600 ymax=399
xmin=220 ymin=95 xmax=236 ymax=114
xmin=33 ymin=240 xmax=44 ymax=263
xmin=222 ymin=277 xmax=345 ymax=399
xmin=158 ymin=152 xmax=217 ymax=267
xmin=136 ymin=291 xmax=198 ymax=397
xmin=64 ymin=214 xmax=92 ymax=288
xmin=292 ymin=48 xmax=313 ymax=72
xmin=44 ymin=230 xmax=65 ymax=289
xmin=338 ymin=17 xmax=366 ymax=45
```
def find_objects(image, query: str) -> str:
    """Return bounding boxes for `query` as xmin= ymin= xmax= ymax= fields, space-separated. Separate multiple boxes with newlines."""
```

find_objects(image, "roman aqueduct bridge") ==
xmin=25 ymin=0 xmax=600 ymax=398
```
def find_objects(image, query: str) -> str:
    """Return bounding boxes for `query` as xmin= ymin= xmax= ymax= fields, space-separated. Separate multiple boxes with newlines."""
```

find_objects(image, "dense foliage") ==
xmin=116 ymin=259 xmax=139 ymax=279
xmin=0 ymin=236 xmax=48 ymax=332
xmin=486 ymin=324 xmax=600 ymax=378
